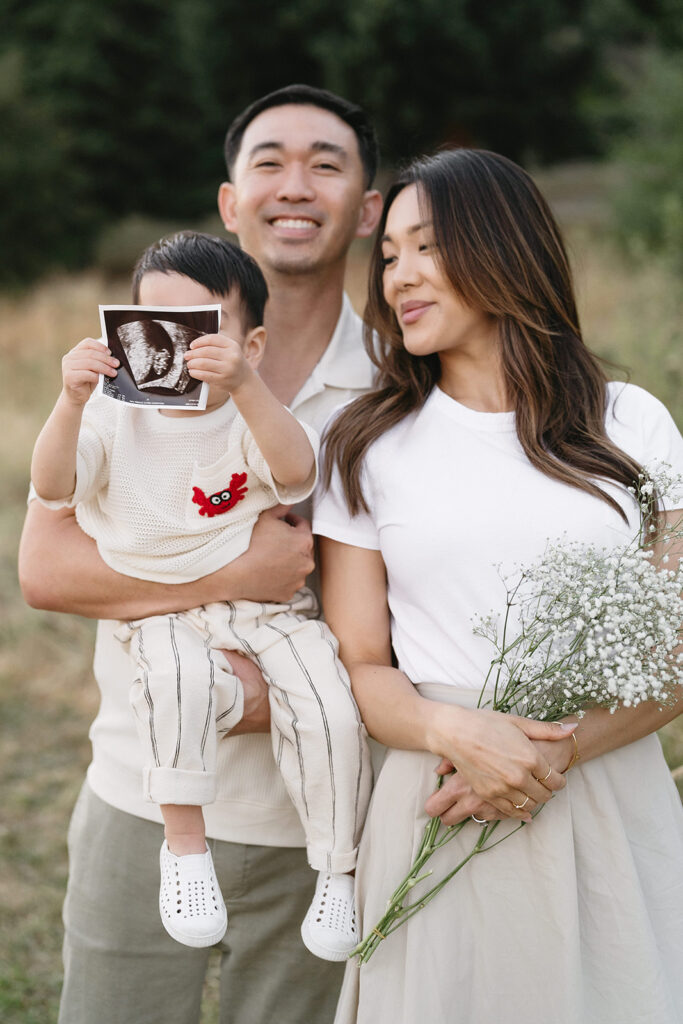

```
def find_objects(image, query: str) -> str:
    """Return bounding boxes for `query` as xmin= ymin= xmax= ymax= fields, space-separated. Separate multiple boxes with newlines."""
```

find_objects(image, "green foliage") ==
xmin=0 ymin=49 xmax=93 ymax=285
xmin=1 ymin=0 xmax=682 ymax=283
xmin=197 ymin=0 xmax=605 ymax=164
xmin=318 ymin=0 xmax=599 ymax=164
xmin=0 ymin=0 xmax=216 ymax=284
xmin=16 ymin=0 xmax=214 ymax=218
xmin=607 ymin=48 xmax=683 ymax=272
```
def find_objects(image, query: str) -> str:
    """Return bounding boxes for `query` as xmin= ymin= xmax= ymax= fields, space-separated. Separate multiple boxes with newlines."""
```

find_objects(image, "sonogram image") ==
xmin=99 ymin=304 xmax=219 ymax=408
xmin=116 ymin=319 xmax=202 ymax=395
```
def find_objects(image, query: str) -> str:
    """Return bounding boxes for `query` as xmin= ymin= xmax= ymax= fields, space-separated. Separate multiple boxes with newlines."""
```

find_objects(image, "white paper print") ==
xmin=97 ymin=304 xmax=221 ymax=409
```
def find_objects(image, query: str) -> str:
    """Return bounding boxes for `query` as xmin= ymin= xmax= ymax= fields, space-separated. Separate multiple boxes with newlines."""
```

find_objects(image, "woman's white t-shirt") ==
xmin=313 ymin=382 xmax=683 ymax=691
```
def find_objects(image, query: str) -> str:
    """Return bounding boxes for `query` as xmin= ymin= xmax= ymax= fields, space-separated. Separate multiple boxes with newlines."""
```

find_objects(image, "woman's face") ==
xmin=380 ymin=184 xmax=496 ymax=362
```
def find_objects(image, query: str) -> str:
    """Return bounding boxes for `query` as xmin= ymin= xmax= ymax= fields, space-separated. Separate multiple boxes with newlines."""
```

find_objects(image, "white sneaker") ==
xmin=300 ymin=872 xmax=358 ymax=961
xmin=159 ymin=840 xmax=227 ymax=948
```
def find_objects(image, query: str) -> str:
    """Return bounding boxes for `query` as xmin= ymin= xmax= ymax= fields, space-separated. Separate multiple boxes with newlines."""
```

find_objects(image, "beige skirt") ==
xmin=335 ymin=684 xmax=683 ymax=1024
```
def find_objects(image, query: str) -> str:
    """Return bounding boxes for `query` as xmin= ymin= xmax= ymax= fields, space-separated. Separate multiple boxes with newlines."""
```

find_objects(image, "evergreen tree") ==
xmin=2 ymin=0 xmax=681 ymax=283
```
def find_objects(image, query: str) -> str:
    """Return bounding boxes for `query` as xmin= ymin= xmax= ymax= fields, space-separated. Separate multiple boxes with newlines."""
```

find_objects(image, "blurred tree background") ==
xmin=1 ymin=0 xmax=683 ymax=286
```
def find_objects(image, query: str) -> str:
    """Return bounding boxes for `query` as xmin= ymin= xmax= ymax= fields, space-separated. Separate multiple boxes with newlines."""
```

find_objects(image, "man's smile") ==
xmin=268 ymin=216 xmax=321 ymax=237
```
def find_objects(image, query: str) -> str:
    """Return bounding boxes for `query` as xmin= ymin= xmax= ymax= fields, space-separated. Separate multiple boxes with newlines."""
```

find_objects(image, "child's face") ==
xmin=137 ymin=271 xmax=251 ymax=346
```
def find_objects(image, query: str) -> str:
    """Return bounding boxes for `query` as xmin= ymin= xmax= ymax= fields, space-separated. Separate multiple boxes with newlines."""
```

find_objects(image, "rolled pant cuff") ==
xmin=307 ymin=845 xmax=358 ymax=874
xmin=144 ymin=766 xmax=217 ymax=805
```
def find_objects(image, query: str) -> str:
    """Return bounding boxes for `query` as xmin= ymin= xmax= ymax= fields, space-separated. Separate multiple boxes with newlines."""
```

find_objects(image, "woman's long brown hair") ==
xmin=324 ymin=149 xmax=643 ymax=519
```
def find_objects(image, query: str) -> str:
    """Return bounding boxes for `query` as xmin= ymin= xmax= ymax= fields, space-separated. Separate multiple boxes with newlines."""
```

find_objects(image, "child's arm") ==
xmin=31 ymin=338 xmax=119 ymax=501
xmin=231 ymin=371 xmax=316 ymax=487
xmin=186 ymin=333 xmax=315 ymax=488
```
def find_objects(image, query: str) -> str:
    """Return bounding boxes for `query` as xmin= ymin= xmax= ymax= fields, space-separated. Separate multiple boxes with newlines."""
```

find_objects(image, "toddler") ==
xmin=31 ymin=232 xmax=371 ymax=959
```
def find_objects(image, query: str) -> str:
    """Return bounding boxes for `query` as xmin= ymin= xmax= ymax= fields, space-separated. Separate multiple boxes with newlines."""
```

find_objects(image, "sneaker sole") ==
xmin=300 ymin=917 xmax=356 ymax=962
xmin=161 ymin=905 xmax=228 ymax=949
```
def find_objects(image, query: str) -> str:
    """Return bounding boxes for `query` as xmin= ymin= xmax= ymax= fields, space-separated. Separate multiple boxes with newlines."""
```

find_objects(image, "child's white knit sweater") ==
xmin=42 ymin=393 xmax=318 ymax=583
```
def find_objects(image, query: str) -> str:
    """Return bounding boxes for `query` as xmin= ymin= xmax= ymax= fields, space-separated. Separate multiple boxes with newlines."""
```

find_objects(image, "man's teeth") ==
xmin=272 ymin=218 xmax=317 ymax=229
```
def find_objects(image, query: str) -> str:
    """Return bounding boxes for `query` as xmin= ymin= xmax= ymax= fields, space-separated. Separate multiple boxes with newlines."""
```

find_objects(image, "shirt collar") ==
xmin=308 ymin=294 xmax=375 ymax=391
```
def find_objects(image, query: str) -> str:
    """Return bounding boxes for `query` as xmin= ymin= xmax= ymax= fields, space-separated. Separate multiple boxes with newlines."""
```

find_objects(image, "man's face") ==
xmin=219 ymin=104 xmax=377 ymax=277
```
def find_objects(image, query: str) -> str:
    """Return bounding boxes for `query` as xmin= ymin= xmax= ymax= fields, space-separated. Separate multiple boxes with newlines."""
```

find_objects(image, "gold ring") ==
xmin=561 ymin=731 xmax=580 ymax=774
xmin=538 ymin=766 xmax=552 ymax=782
xmin=513 ymin=794 xmax=530 ymax=809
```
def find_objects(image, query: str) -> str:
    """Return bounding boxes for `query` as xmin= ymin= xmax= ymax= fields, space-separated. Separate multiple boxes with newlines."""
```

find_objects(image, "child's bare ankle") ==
xmin=165 ymin=831 xmax=207 ymax=856
xmin=161 ymin=804 xmax=206 ymax=856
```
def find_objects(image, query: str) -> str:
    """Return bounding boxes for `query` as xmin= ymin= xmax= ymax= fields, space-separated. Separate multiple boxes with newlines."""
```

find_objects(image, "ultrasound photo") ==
xmin=97 ymin=304 xmax=221 ymax=408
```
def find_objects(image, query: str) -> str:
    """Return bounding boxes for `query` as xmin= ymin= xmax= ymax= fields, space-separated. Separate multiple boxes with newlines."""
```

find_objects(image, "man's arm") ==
xmin=19 ymin=502 xmax=314 ymax=620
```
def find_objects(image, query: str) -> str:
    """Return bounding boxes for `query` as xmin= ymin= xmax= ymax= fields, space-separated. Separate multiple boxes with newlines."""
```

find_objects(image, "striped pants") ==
xmin=117 ymin=589 xmax=372 ymax=873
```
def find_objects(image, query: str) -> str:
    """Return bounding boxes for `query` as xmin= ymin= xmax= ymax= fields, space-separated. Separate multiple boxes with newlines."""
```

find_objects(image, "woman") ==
xmin=314 ymin=149 xmax=683 ymax=1024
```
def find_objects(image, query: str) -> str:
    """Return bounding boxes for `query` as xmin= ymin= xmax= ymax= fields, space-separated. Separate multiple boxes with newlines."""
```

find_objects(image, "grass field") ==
xmin=2 ymin=166 xmax=683 ymax=1022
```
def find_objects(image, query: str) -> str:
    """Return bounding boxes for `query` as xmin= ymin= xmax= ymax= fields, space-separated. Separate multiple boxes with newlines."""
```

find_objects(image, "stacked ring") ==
xmin=513 ymin=794 xmax=530 ymax=810
xmin=561 ymin=732 xmax=580 ymax=774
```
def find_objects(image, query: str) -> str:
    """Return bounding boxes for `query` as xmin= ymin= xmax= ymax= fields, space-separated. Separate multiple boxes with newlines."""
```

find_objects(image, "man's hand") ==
xmin=227 ymin=505 xmax=315 ymax=603
xmin=222 ymin=650 xmax=271 ymax=734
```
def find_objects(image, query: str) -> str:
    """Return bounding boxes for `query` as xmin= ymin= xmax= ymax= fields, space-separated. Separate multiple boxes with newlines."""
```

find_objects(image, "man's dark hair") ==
xmin=224 ymin=84 xmax=379 ymax=188
xmin=132 ymin=231 xmax=268 ymax=329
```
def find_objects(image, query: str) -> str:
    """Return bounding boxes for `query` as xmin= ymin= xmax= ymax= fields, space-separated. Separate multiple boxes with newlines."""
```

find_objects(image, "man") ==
xmin=19 ymin=84 xmax=382 ymax=1024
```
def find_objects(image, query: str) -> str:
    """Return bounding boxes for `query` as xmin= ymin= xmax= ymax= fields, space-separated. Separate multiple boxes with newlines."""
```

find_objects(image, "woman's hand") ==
xmin=527 ymin=733 xmax=577 ymax=777
xmin=425 ymin=718 xmax=579 ymax=825
xmin=426 ymin=704 xmax=576 ymax=821
xmin=425 ymin=758 xmax=506 ymax=825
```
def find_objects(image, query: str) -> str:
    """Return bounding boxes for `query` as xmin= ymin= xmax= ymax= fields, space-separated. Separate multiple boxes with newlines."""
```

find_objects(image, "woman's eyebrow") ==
xmin=381 ymin=221 xmax=433 ymax=243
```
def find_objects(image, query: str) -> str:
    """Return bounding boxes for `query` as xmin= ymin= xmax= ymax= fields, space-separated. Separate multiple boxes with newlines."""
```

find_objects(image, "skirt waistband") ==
xmin=415 ymin=682 xmax=486 ymax=709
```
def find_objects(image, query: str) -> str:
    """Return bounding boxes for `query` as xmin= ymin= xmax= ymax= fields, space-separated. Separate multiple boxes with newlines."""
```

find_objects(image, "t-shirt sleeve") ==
xmin=313 ymin=457 xmax=380 ymax=550
xmin=610 ymin=383 xmax=683 ymax=511
xmin=32 ymin=395 xmax=112 ymax=509
xmin=242 ymin=413 xmax=320 ymax=504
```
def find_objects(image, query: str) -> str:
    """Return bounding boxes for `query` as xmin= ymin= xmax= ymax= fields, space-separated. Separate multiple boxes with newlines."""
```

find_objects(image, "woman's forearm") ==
xmin=558 ymin=690 xmax=683 ymax=765
xmin=350 ymin=657 xmax=571 ymax=817
xmin=321 ymin=537 xmax=568 ymax=818
xmin=349 ymin=660 xmax=445 ymax=751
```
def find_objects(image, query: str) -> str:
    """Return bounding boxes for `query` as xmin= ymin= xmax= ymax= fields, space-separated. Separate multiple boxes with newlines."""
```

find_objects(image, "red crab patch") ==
xmin=192 ymin=472 xmax=248 ymax=517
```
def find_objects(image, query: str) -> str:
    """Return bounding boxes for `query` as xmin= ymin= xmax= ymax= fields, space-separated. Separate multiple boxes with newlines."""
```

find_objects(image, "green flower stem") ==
xmin=352 ymin=817 xmax=534 ymax=965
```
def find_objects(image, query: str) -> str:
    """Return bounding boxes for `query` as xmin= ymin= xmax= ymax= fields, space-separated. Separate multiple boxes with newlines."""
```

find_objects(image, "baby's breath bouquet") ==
xmin=352 ymin=467 xmax=683 ymax=964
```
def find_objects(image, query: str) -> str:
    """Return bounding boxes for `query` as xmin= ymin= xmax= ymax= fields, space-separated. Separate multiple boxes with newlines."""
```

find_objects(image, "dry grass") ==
xmin=1 ymin=176 xmax=683 ymax=1021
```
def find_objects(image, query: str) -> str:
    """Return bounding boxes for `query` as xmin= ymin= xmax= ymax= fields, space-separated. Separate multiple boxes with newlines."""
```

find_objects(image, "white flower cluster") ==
xmin=474 ymin=468 xmax=683 ymax=722
xmin=633 ymin=462 xmax=683 ymax=514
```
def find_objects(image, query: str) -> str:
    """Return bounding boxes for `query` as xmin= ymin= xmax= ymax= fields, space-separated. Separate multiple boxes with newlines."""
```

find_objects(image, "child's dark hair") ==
xmin=224 ymin=84 xmax=379 ymax=189
xmin=132 ymin=231 xmax=268 ymax=329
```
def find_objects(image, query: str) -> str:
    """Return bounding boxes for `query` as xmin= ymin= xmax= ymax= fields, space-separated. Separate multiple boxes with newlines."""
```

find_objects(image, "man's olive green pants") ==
xmin=59 ymin=784 xmax=343 ymax=1024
